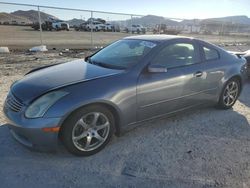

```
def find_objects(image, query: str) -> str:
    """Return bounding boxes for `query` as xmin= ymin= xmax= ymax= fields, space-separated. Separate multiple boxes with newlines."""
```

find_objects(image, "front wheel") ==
xmin=217 ymin=78 xmax=240 ymax=109
xmin=61 ymin=105 xmax=115 ymax=156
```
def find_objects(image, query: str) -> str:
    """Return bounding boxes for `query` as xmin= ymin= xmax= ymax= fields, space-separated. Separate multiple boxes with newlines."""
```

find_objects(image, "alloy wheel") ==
xmin=223 ymin=81 xmax=239 ymax=106
xmin=72 ymin=112 xmax=110 ymax=151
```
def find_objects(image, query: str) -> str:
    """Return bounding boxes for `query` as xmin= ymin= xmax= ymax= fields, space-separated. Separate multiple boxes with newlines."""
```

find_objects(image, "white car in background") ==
xmin=125 ymin=24 xmax=146 ymax=34
xmin=86 ymin=21 xmax=105 ymax=31
xmin=105 ymin=23 xmax=114 ymax=31
xmin=52 ymin=22 xmax=70 ymax=31
xmin=47 ymin=17 xmax=70 ymax=31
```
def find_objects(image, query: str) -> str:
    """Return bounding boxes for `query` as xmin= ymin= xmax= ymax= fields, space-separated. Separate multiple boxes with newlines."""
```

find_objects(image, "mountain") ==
xmin=11 ymin=10 xmax=58 ymax=23
xmin=128 ymin=15 xmax=180 ymax=27
xmin=0 ymin=12 xmax=31 ymax=24
xmin=204 ymin=15 xmax=250 ymax=25
xmin=114 ymin=15 xmax=181 ymax=28
xmin=180 ymin=19 xmax=202 ymax=25
xmin=123 ymin=15 xmax=250 ymax=28
xmin=0 ymin=10 xmax=59 ymax=24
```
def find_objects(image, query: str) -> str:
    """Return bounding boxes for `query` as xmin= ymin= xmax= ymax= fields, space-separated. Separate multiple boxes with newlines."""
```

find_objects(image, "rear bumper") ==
xmin=3 ymin=106 xmax=62 ymax=151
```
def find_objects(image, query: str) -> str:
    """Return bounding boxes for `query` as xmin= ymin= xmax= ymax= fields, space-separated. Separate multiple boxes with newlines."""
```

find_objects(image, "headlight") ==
xmin=25 ymin=91 xmax=68 ymax=118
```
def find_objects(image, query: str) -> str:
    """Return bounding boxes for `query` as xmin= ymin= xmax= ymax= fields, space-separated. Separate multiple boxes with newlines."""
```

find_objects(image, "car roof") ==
xmin=124 ymin=35 xmax=193 ymax=42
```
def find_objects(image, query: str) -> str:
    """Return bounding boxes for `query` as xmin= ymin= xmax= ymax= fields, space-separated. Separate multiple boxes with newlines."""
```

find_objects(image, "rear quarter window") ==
xmin=203 ymin=46 xmax=220 ymax=61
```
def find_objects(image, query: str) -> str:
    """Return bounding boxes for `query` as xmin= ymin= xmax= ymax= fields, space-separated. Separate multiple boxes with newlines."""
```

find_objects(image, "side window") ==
xmin=153 ymin=43 xmax=196 ymax=69
xmin=203 ymin=46 xmax=219 ymax=61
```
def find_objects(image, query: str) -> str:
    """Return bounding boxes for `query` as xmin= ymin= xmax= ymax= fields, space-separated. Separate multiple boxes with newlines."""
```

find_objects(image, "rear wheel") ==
xmin=61 ymin=105 xmax=115 ymax=156
xmin=217 ymin=78 xmax=240 ymax=109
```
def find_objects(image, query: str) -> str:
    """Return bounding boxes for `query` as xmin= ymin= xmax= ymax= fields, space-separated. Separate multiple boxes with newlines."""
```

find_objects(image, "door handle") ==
xmin=194 ymin=71 xmax=203 ymax=77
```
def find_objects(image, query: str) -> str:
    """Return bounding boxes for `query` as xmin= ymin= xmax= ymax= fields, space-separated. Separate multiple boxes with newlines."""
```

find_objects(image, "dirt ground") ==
xmin=1 ymin=25 xmax=250 ymax=51
xmin=0 ymin=25 xmax=132 ymax=49
xmin=0 ymin=49 xmax=250 ymax=188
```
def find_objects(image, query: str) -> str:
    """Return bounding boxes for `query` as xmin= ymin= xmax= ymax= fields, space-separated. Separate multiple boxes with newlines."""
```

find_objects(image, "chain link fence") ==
xmin=1 ymin=2 xmax=250 ymax=51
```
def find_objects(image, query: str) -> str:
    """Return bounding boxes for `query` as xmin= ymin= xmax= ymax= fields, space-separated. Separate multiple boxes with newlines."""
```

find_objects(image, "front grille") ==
xmin=5 ymin=93 xmax=23 ymax=112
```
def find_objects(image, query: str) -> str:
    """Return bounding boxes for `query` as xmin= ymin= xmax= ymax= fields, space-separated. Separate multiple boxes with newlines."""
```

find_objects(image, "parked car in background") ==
xmin=74 ymin=22 xmax=88 ymax=31
xmin=11 ymin=20 xmax=18 ymax=25
xmin=3 ymin=21 xmax=10 ymax=25
xmin=3 ymin=35 xmax=248 ymax=156
xmin=32 ymin=21 xmax=53 ymax=31
xmin=32 ymin=20 xmax=69 ymax=31
xmin=112 ymin=24 xmax=121 ymax=32
xmin=153 ymin=24 xmax=181 ymax=35
xmin=125 ymin=24 xmax=146 ymax=34
xmin=243 ymin=51 xmax=250 ymax=77
xmin=104 ymin=23 xmax=114 ymax=31
xmin=52 ymin=21 xmax=70 ymax=31
xmin=86 ymin=21 xmax=105 ymax=31
xmin=228 ymin=50 xmax=250 ymax=77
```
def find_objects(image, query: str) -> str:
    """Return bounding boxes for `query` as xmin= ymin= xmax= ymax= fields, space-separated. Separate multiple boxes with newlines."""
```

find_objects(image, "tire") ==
xmin=61 ymin=105 xmax=115 ymax=156
xmin=217 ymin=78 xmax=240 ymax=109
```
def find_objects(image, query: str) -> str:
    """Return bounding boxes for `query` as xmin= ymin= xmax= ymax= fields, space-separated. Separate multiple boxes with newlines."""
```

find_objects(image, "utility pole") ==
xmin=37 ymin=6 xmax=43 ymax=45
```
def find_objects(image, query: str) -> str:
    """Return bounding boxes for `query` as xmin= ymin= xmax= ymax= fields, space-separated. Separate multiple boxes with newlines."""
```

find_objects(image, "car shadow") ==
xmin=129 ymin=105 xmax=250 ymax=143
xmin=113 ymin=107 xmax=250 ymax=187
xmin=1 ymin=105 xmax=250 ymax=187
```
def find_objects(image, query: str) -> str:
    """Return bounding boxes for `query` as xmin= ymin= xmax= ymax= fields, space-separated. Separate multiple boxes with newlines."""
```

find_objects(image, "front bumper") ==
xmin=3 ymin=105 xmax=62 ymax=151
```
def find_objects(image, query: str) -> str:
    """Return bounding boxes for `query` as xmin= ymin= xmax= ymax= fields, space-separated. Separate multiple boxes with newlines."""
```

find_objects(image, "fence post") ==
xmin=131 ymin=15 xmax=133 ymax=34
xmin=90 ymin=11 xmax=93 ymax=49
xmin=159 ymin=20 xmax=161 ymax=34
xmin=37 ymin=6 xmax=43 ymax=45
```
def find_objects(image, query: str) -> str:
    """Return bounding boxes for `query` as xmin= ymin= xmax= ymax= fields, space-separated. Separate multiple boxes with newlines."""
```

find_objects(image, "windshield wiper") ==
xmin=91 ymin=60 xmax=126 ymax=70
xmin=86 ymin=57 xmax=93 ymax=64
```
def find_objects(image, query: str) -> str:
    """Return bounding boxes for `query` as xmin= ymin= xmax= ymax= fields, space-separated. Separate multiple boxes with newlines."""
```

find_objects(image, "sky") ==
xmin=1 ymin=0 xmax=250 ymax=20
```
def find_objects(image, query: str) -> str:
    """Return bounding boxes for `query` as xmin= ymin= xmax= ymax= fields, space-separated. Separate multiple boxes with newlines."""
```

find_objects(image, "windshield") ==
xmin=89 ymin=39 xmax=157 ymax=69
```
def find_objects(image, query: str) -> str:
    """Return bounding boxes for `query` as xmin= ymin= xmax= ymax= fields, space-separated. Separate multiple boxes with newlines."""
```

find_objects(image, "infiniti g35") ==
xmin=3 ymin=35 xmax=248 ymax=156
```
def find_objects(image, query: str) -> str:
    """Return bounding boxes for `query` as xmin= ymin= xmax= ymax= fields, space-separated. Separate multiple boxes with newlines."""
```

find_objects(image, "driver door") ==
xmin=136 ymin=40 xmax=203 ymax=121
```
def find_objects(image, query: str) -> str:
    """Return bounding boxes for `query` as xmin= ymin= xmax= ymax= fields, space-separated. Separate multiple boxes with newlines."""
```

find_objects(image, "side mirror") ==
xmin=84 ymin=56 xmax=90 ymax=62
xmin=148 ymin=64 xmax=168 ymax=73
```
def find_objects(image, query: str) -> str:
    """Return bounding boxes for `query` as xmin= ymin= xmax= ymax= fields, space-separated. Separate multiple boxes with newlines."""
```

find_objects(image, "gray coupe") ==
xmin=3 ymin=35 xmax=248 ymax=156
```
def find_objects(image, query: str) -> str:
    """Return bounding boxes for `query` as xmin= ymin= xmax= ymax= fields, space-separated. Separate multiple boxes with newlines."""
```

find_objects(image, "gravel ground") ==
xmin=0 ymin=51 xmax=250 ymax=188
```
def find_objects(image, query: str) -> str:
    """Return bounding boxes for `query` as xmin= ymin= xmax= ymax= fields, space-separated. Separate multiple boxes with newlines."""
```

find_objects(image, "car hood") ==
xmin=11 ymin=59 xmax=123 ymax=104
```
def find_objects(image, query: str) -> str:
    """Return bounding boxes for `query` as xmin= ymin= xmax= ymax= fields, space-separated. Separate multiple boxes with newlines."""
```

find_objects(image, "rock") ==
xmin=0 ymin=47 xmax=10 ymax=53
xmin=29 ymin=45 xmax=48 ymax=52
